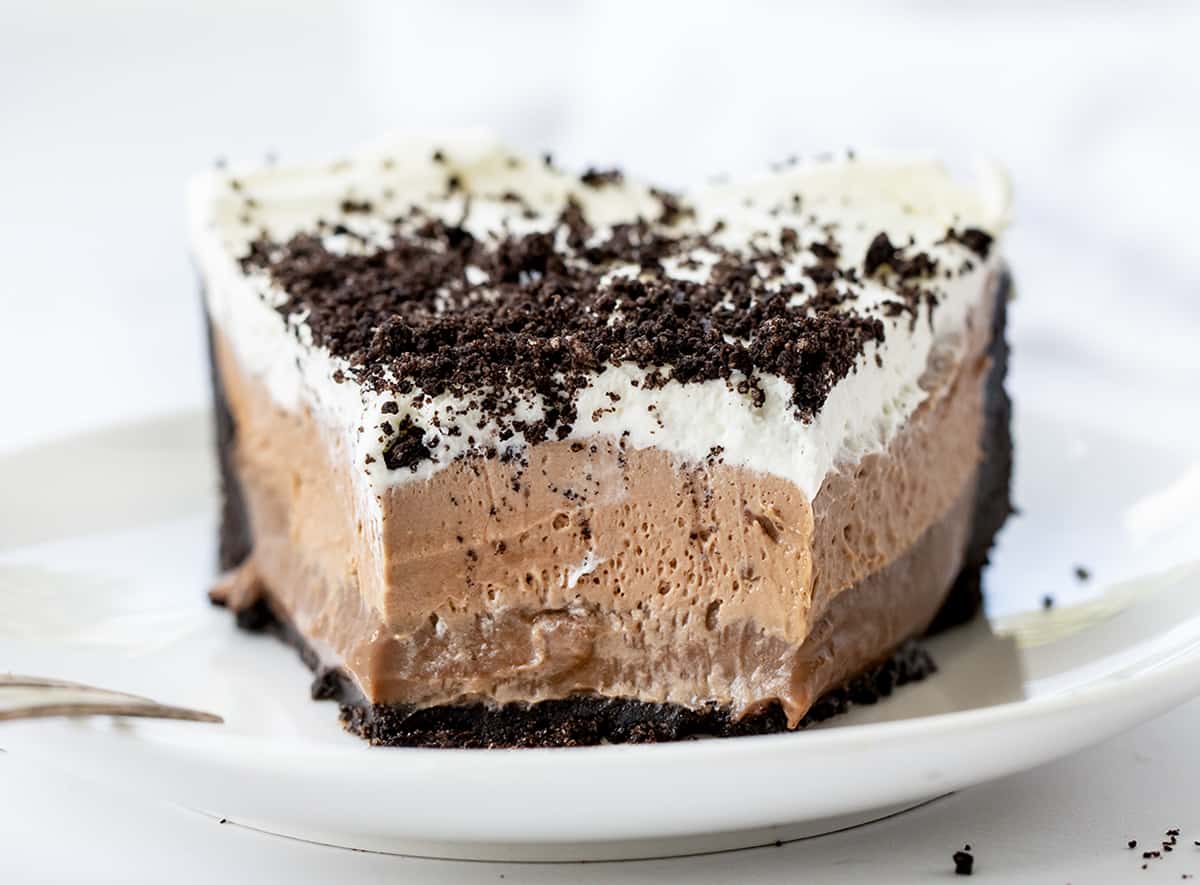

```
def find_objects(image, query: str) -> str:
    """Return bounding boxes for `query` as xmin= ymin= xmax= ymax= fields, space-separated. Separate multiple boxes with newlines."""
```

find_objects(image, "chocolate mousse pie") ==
xmin=190 ymin=135 xmax=1013 ymax=747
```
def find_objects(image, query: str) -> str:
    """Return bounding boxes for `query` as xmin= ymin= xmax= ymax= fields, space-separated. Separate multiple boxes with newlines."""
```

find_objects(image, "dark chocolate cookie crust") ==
xmin=926 ymin=268 xmax=1013 ymax=633
xmin=204 ymin=272 xmax=1012 ymax=748
xmin=229 ymin=592 xmax=936 ymax=748
xmin=206 ymin=307 xmax=253 ymax=573
xmin=341 ymin=641 xmax=934 ymax=748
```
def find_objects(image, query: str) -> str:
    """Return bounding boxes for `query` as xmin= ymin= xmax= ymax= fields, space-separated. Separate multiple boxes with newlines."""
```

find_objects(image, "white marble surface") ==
xmin=1 ymin=2 xmax=1199 ymax=881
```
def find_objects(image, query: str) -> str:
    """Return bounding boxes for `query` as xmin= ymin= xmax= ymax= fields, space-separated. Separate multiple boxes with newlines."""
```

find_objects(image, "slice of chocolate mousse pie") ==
xmin=191 ymin=135 xmax=1013 ymax=747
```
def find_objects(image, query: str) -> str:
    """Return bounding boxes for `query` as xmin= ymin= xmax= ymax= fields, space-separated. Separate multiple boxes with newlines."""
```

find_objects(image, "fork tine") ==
xmin=0 ymin=702 xmax=223 ymax=724
xmin=0 ymin=675 xmax=222 ymax=724
xmin=2 ymin=673 xmax=152 ymax=700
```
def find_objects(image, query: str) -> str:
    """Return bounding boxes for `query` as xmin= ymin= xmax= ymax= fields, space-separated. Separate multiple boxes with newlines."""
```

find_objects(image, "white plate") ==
xmin=2 ymin=370 xmax=1198 ymax=860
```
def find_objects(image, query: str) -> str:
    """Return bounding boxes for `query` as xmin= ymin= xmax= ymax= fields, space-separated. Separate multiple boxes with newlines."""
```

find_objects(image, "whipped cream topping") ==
xmin=189 ymin=133 xmax=1010 ymax=509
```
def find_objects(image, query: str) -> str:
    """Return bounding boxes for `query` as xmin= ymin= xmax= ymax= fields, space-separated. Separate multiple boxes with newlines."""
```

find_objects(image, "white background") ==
xmin=2 ymin=2 xmax=1199 ymax=882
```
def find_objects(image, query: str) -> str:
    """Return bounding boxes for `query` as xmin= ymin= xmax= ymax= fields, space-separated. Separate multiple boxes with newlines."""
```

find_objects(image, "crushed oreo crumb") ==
xmin=649 ymin=187 xmax=695 ymax=225
xmin=864 ymin=232 xmax=898 ymax=276
xmin=943 ymin=227 xmax=994 ymax=259
xmin=580 ymin=167 xmax=624 ymax=188
xmin=953 ymin=847 xmax=974 ymax=876
xmin=1074 ymin=565 xmax=1091 ymax=582
xmin=382 ymin=417 xmax=432 ymax=471
xmin=863 ymin=232 xmax=938 ymax=286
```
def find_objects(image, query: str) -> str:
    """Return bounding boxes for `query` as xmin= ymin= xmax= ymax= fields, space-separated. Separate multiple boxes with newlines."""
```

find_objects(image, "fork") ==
xmin=0 ymin=674 xmax=222 ymax=724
